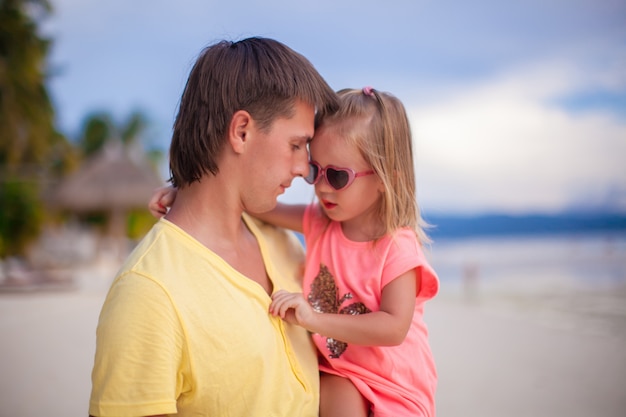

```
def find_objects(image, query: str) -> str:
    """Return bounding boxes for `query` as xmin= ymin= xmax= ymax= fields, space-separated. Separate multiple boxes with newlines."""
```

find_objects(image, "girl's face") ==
xmin=308 ymin=124 xmax=385 ymax=238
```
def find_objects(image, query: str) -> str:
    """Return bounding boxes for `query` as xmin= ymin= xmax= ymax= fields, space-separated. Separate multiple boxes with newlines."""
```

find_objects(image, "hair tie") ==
xmin=362 ymin=86 xmax=375 ymax=97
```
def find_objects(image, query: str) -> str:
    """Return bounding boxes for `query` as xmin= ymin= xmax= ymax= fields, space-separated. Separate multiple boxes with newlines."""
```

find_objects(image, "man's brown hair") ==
xmin=169 ymin=37 xmax=338 ymax=188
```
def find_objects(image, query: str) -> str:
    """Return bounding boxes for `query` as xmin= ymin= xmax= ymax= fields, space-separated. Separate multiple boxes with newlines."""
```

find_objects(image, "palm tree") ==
xmin=0 ymin=0 xmax=76 ymax=176
xmin=77 ymin=109 xmax=153 ymax=155
xmin=0 ymin=0 xmax=76 ymax=259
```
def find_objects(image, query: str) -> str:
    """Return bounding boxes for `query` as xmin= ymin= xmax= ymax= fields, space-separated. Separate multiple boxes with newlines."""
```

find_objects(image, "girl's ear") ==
xmin=377 ymin=178 xmax=386 ymax=193
xmin=376 ymin=171 xmax=387 ymax=193
xmin=229 ymin=110 xmax=252 ymax=154
xmin=382 ymin=168 xmax=404 ymax=193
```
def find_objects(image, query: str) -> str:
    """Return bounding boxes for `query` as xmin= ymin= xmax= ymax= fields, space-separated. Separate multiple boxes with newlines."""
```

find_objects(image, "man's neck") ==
xmin=164 ymin=179 xmax=272 ymax=294
xmin=165 ymin=179 xmax=246 ymax=251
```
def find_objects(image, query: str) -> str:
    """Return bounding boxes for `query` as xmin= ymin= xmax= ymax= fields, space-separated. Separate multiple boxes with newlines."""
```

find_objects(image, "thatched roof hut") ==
xmin=53 ymin=141 xmax=163 ymax=212
xmin=50 ymin=141 xmax=164 ymax=243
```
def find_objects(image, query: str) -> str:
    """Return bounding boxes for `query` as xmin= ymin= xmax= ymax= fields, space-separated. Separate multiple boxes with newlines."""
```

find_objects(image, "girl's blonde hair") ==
xmin=316 ymin=87 xmax=430 ymax=244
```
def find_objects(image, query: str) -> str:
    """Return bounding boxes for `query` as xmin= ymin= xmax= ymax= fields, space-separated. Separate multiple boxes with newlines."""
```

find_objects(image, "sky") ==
xmin=41 ymin=0 xmax=626 ymax=215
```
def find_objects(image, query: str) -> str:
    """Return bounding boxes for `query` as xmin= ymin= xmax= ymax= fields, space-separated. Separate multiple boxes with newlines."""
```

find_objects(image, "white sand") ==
xmin=1 ymin=286 xmax=625 ymax=416
xmin=427 ymin=295 xmax=626 ymax=417
xmin=0 ymin=290 xmax=103 ymax=416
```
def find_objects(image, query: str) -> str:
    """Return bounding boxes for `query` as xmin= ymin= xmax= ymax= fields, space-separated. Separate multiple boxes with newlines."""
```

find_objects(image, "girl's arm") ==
xmin=252 ymin=203 xmax=307 ymax=233
xmin=270 ymin=270 xmax=419 ymax=346
xmin=148 ymin=186 xmax=307 ymax=233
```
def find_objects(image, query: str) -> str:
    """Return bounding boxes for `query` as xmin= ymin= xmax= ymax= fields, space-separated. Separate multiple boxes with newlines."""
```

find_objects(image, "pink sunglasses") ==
xmin=304 ymin=161 xmax=375 ymax=191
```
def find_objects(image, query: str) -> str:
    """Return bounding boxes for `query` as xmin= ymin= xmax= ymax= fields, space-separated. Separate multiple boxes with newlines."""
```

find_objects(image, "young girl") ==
xmin=150 ymin=87 xmax=439 ymax=417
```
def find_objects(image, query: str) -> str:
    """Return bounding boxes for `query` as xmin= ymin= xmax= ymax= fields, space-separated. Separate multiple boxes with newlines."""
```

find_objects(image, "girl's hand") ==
xmin=269 ymin=290 xmax=315 ymax=327
xmin=148 ymin=185 xmax=178 ymax=218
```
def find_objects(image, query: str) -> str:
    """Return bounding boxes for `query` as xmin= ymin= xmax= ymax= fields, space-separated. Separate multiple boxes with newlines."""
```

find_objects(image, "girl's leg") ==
xmin=319 ymin=373 xmax=370 ymax=417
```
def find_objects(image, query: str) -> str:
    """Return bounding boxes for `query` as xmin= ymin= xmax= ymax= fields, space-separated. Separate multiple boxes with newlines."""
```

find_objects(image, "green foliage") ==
xmin=0 ymin=1 xmax=164 ymax=260
xmin=0 ymin=0 xmax=78 ymax=258
xmin=0 ymin=0 xmax=74 ymax=174
xmin=127 ymin=209 xmax=158 ymax=240
xmin=79 ymin=112 xmax=114 ymax=157
xmin=81 ymin=211 xmax=108 ymax=230
xmin=77 ymin=110 xmax=152 ymax=157
xmin=0 ymin=178 xmax=44 ymax=258
xmin=120 ymin=111 xmax=148 ymax=146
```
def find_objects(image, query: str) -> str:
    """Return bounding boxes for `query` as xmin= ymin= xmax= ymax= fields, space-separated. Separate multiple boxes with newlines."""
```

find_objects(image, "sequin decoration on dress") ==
xmin=307 ymin=264 xmax=371 ymax=358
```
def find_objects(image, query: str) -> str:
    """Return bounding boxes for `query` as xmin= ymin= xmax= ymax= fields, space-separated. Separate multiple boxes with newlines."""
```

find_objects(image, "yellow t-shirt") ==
xmin=89 ymin=214 xmax=319 ymax=417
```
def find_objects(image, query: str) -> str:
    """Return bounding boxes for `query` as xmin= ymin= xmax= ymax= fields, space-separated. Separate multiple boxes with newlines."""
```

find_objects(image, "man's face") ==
xmin=242 ymin=100 xmax=315 ymax=214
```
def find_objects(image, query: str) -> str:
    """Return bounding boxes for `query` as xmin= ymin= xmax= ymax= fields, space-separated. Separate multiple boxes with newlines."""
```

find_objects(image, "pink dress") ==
xmin=303 ymin=204 xmax=439 ymax=417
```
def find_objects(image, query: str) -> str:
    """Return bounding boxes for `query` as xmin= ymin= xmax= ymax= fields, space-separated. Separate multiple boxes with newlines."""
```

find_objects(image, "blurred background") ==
xmin=1 ymin=0 xmax=625 ymax=416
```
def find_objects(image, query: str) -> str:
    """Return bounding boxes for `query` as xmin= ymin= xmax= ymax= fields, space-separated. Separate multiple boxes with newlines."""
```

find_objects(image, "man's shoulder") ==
xmin=118 ymin=219 xmax=186 ymax=274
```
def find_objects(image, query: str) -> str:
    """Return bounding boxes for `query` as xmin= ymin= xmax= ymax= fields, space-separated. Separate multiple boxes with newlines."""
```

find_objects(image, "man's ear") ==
xmin=229 ymin=110 xmax=252 ymax=154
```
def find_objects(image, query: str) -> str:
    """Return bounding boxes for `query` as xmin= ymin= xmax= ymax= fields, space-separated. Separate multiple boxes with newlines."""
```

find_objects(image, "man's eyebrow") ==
xmin=294 ymin=134 xmax=313 ymax=142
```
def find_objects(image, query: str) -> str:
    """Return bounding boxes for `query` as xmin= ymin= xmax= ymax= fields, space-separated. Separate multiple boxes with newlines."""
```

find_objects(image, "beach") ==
xmin=1 ymin=288 xmax=625 ymax=416
xmin=1 ymin=233 xmax=625 ymax=416
xmin=428 ymin=296 xmax=626 ymax=417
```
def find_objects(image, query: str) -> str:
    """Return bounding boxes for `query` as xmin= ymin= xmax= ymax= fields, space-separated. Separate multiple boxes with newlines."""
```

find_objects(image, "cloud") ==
xmin=42 ymin=0 xmax=626 ymax=214
xmin=411 ymin=61 xmax=626 ymax=214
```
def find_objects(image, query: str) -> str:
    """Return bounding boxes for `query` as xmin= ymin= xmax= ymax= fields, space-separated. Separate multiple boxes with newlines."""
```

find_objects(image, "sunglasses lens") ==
xmin=326 ymin=168 xmax=350 ymax=190
xmin=304 ymin=162 xmax=318 ymax=184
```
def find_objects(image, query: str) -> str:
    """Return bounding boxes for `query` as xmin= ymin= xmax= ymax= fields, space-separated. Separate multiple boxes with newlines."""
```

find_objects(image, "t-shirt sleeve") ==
xmin=381 ymin=229 xmax=439 ymax=300
xmin=89 ymin=272 xmax=184 ymax=417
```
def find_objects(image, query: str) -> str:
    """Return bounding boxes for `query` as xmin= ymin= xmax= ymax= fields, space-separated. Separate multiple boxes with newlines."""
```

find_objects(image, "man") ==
xmin=89 ymin=37 xmax=338 ymax=417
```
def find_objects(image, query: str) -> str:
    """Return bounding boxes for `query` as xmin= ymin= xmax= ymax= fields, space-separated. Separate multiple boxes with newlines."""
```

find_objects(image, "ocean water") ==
xmin=426 ymin=232 xmax=626 ymax=339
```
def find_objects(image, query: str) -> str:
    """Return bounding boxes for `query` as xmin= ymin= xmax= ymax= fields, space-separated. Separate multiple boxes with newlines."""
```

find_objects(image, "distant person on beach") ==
xmin=151 ymin=87 xmax=440 ymax=417
xmin=88 ymin=37 xmax=339 ymax=417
